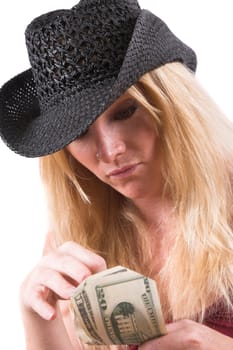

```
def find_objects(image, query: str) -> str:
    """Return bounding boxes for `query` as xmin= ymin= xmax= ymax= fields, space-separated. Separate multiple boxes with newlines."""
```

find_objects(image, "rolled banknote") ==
xmin=70 ymin=266 xmax=166 ymax=345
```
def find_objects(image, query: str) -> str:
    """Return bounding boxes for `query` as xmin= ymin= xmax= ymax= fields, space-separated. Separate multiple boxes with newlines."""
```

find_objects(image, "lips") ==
xmin=108 ymin=164 xmax=139 ymax=177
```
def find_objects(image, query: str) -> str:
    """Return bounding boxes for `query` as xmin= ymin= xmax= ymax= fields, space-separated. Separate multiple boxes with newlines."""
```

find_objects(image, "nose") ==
xmin=94 ymin=124 xmax=126 ymax=163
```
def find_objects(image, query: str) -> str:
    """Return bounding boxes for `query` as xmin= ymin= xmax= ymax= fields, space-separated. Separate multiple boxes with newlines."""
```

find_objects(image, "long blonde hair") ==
xmin=40 ymin=62 xmax=233 ymax=321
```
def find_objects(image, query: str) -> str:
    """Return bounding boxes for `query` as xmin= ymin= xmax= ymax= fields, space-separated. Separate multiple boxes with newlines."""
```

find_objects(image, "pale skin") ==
xmin=20 ymin=92 xmax=233 ymax=349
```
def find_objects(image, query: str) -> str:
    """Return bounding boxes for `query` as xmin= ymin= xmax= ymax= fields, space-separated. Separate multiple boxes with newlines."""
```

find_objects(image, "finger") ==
xmin=30 ymin=285 xmax=57 ymax=320
xmin=26 ymin=269 xmax=78 ymax=320
xmin=58 ymin=241 xmax=107 ymax=272
xmin=40 ymin=253 xmax=93 ymax=285
xmin=165 ymin=320 xmax=184 ymax=332
xmin=139 ymin=322 xmax=181 ymax=350
xmin=140 ymin=320 xmax=199 ymax=350
xmin=140 ymin=335 xmax=176 ymax=350
xmin=33 ymin=267 xmax=77 ymax=299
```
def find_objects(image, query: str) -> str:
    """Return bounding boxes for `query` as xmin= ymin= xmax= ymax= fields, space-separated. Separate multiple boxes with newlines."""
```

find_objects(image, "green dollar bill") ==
xmin=94 ymin=274 xmax=166 ymax=344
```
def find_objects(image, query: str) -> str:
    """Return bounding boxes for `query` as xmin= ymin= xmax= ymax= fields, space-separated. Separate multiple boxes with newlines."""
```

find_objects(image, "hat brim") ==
xmin=0 ymin=10 xmax=197 ymax=157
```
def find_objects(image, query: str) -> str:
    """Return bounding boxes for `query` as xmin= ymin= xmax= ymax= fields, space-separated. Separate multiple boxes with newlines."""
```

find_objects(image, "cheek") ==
xmin=142 ymin=133 xmax=160 ymax=161
xmin=137 ymin=127 xmax=161 ymax=164
xmin=129 ymin=118 xmax=159 ymax=152
xmin=67 ymin=142 xmax=95 ymax=171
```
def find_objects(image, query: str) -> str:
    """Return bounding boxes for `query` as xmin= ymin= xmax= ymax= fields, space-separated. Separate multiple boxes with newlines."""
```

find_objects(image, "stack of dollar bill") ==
xmin=70 ymin=265 xmax=166 ymax=345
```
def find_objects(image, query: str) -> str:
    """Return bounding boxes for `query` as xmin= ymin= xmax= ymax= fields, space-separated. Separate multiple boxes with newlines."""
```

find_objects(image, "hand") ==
xmin=20 ymin=241 xmax=106 ymax=321
xmin=139 ymin=319 xmax=233 ymax=350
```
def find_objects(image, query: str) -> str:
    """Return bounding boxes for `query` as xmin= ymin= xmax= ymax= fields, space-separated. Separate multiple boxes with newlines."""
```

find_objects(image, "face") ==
xmin=67 ymin=93 xmax=163 ymax=201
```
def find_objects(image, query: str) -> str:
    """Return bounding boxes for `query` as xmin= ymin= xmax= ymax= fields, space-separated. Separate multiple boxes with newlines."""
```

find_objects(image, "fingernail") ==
xmin=45 ymin=310 xmax=56 ymax=320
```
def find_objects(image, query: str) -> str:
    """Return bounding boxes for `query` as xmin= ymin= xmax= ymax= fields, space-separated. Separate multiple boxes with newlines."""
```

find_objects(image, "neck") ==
xmin=132 ymin=195 xmax=177 ymax=277
xmin=132 ymin=195 xmax=174 ymax=232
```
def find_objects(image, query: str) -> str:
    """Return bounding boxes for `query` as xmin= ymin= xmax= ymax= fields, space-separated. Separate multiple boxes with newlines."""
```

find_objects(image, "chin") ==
xmin=116 ymin=187 xmax=146 ymax=200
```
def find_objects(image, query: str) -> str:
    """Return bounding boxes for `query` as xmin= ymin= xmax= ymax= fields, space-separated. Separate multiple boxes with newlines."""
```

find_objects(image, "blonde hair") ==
xmin=40 ymin=62 xmax=233 ymax=322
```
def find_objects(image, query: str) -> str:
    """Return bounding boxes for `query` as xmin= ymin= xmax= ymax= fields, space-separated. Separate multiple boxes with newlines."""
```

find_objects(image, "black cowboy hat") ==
xmin=0 ymin=0 xmax=197 ymax=157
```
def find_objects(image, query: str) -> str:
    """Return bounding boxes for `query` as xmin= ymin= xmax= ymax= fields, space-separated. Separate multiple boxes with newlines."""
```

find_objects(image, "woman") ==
xmin=0 ymin=0 xmax=233 ymax=349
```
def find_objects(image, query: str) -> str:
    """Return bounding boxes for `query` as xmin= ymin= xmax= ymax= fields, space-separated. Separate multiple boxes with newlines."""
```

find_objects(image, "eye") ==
xmin=114 ymin=103 xmax=137 ymax=120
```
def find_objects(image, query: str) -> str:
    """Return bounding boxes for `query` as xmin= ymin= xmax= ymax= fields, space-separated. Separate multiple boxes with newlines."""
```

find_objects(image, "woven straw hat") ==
xmin=0 ymin=0 xmax=197 ymax=157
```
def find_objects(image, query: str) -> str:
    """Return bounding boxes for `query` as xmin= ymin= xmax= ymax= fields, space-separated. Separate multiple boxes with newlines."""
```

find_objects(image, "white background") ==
xmin=0 ymin=1 xmax=232 ymax=348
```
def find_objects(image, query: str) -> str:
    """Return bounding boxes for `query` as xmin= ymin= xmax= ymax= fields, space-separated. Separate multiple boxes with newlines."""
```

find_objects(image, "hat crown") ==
xmin=25 ymin=0 xmax=140 ymax=110
xmin=0 ymin=0 xmax=197 ymax=158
